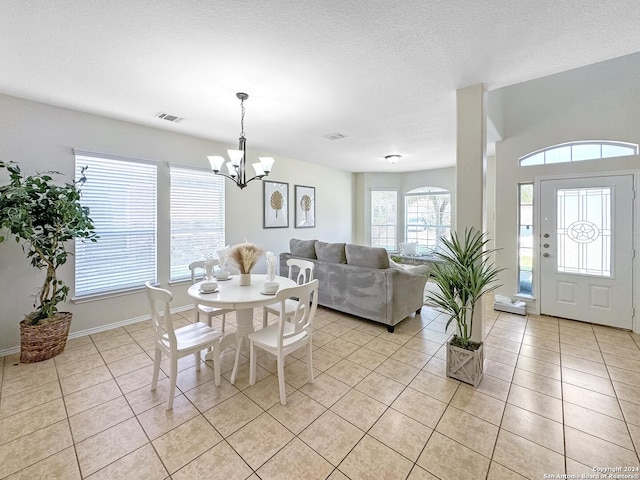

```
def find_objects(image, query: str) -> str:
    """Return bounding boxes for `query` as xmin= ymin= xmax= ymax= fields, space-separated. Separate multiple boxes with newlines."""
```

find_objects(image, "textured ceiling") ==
xmin=2 ymin=1 xmax=640 ymax=172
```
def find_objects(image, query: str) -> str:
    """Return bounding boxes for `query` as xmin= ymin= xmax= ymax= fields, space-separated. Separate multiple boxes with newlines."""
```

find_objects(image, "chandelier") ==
xmin=207 ymin=92 xmax=275 ymax=189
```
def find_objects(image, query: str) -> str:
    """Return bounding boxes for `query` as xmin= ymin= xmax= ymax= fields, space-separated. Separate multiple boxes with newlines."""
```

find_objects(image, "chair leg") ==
xmin=167 ymin=356 xmax=178 ymax=410
xmin=151 ymin=348 xmax=161 ymax=391
xmin=221 ymin=313 xmax=226 ymax=333
xmin=306 ymin=343 xmax=314 ymax=384
xmin=205 ymin=313 xmax=215 ymax=356
xmin=213 ymin=340 xmax=221 ymax=386
xmin=194 ymin=351 xmax=201 ymax=371
xmin=249 ymin=340 xmax=256 ymax=385
xmin=277 ymin=354 xmax=287 ymax=405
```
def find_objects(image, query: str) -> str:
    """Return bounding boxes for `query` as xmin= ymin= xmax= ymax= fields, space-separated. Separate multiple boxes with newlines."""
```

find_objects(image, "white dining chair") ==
xmin=145 ymin=281 xmax=222 ymax=410
xmin=189 ymin=260 xmax=233 ymax=333
xmin=262 ymin=258 xmax=315 ymax=328
xmin=249 ymin=279 xmax=319 ymax=405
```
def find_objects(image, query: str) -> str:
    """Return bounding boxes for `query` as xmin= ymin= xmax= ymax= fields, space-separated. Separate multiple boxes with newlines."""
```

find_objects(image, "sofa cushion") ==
xmin=315 ymin=241 xmax=347 ymax=263
xmin=290 ymin=238 xmax=317 ymax=259
xmin=345 ymin=244 xmax=390 ymax=269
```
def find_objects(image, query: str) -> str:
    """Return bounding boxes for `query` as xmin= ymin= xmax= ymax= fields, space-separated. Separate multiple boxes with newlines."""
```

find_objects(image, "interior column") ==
xmin=456 ymin=83 xmax=487 ymax=343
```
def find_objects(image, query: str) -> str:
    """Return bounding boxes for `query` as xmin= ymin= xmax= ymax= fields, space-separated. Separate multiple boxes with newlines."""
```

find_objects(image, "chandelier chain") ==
xmin=240 ymin=99 xmax=246 ymax=138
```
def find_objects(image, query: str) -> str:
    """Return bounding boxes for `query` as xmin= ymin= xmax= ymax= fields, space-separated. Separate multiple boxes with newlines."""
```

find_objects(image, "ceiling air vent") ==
xmin=323 ymin=132 xmax=347 ymax=140
xmin=155 ymin=112 xmax=184 ymax=123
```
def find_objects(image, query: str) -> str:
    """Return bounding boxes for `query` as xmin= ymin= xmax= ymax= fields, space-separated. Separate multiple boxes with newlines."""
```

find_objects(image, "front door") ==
xmin=539 ymin=175 xmax=634 ymax=328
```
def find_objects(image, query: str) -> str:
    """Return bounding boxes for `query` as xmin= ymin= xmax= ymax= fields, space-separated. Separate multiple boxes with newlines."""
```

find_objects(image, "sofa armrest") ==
xmin=387 ymin=268 xmax=429 ymax=324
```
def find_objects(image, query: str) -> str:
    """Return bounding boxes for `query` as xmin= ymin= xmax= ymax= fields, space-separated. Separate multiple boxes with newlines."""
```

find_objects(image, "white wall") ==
xmin=491 ymin=52 xmax=640 ymax=317
xmin=0 ymin=94 xmax=352 ymax=352
xmin=353 ymin=167 xmax=456 ymax=246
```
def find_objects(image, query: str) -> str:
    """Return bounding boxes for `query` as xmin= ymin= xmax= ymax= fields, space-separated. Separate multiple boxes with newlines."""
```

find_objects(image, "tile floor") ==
xmin=1 ymin=302 xmax=640 ymax=479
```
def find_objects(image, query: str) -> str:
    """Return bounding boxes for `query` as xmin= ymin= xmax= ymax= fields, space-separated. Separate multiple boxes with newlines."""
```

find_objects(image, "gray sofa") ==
xmin=280 ymin=239 xmax=429 ymax=332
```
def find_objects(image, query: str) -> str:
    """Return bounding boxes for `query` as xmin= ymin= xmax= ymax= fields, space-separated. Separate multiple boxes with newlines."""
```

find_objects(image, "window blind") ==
xmin=170 ymin=166 xmax=225 ymax=281
xmin=74 ymin=154 xmax=157 ymax=297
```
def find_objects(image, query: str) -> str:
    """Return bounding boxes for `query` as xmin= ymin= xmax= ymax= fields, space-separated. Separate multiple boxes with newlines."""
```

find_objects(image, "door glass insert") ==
xmin=556 ymin=187 xmax=611 ymax=277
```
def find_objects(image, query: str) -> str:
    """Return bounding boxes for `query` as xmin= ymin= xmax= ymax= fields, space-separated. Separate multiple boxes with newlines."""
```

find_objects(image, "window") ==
xmin=170 ymin=166 xmax=225 ymax=281
xmin=371 ymin=190 xmax=397 ymax=250
xmin=74 ymin=152 xmax=157 ymax=297
xmin=519 ymin=141 xmax=637 ymax=166
xmin=517 ymin=183 xmax=533 ymax=295
xmin=405 ymin=187 xmax=450 ymax=253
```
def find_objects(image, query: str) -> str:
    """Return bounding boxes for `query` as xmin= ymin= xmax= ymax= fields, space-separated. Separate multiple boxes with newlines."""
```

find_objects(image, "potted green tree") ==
xmin=0 ymin=161 xmax=98 ymax=363
xmin=426 ymin=227 xmax=502 ymax=387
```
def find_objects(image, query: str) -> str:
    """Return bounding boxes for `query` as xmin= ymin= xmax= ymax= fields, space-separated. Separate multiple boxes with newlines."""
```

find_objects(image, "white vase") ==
xmin=204 ymin=255 xmax=215 ymax=281
xmin=239 ymin=273 xmax=251 ymax=286
xmin=266 ymin=251 xmax=276 ymax=281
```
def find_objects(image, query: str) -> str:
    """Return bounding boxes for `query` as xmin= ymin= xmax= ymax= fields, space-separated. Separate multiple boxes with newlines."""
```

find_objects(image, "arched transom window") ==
xmin=519 ymin=141 xmax=637 ymax=166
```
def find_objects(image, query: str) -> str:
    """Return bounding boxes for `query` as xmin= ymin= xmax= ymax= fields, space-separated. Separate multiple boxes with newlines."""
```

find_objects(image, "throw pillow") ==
xmin=315 ymin=241 xmax=347 ymax=263
xmin=399 ymin=242 xmax=418 ymax=256
xmin=290 ymin=238 xmax=317 ymax=259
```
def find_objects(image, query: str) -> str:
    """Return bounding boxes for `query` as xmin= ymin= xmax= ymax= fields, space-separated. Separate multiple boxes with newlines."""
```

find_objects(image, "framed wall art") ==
xmin=263 ymin=180 xmax=289 ymax=228
xmin=295 ymin=185 xmax=315 ymax=228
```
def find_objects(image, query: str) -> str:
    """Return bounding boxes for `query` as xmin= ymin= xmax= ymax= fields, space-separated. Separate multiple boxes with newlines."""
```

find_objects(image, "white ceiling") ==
xmin=2 ymin=1 xmax=640 ymax=173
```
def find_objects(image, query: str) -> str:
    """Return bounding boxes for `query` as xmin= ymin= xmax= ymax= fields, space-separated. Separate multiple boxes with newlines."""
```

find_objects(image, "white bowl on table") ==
xmin=200 ymin=281 xmax=218 ymax=293
xmin=216 ymin=270 xmax=230 ymax=280
xmin=262 ymin=281 xmax=279 ymax=295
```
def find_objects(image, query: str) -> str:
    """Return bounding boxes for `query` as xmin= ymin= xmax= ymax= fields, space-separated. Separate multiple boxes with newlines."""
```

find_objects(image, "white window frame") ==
xmin=405 ymin=187 xmax=451 ymax=253
xmin=519 ymin=141 xmax=638 ymax=166
xmin=517 ymin=183 xmax=534 ymax=296
xmin=370 ymin=189 xmax=398 ymax=250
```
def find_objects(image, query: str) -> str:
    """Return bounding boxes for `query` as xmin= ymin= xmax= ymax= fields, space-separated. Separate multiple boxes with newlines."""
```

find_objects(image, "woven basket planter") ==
xmin=20 ymin=312 xmax=72 ymax=363
xmin=446 ymin=340 xmax=484 ymax=387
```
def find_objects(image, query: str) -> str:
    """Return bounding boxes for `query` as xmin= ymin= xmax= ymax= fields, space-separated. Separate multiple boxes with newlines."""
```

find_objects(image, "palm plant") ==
xmin=426 ymin=227 xmax=503 ymax=350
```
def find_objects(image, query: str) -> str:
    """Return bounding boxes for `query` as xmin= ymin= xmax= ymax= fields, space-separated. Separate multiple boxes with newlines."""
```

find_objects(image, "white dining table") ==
xmin=187 ymin=274 xmax=296 ymax=384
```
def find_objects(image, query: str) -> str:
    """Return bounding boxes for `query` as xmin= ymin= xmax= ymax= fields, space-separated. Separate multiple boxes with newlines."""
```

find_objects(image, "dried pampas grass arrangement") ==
xmin=229 ymin=242 xmax=264 ymax=274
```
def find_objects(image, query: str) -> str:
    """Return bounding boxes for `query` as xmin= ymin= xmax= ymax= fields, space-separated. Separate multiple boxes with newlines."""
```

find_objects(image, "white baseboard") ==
xmin=0 ymin=304 xmax=194 ymax=358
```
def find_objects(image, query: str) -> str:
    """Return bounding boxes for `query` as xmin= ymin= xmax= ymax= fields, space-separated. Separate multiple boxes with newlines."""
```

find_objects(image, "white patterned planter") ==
xmin=446 ymin=341 xmax=484 ymax=387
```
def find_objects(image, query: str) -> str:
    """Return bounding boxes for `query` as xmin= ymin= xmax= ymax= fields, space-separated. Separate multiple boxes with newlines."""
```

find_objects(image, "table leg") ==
xmin=230 ymin=336 xmax=244 ymax=385
xmin=204 ymin=307 xmax=253 ymax=385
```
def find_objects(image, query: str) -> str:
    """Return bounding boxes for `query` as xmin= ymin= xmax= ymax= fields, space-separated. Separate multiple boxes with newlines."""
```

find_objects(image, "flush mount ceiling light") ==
xmin=207 ymin=92 xmax=274 ymax=189
xmin=155 ymin=112 xmax=183 ymax=123
xmin=385 ymin=154 xmax=402 ymax=164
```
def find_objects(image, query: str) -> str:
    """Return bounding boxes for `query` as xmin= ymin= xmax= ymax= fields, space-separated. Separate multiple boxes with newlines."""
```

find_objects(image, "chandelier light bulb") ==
xmin=207 ymin=155 xmax=225 ymax=172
